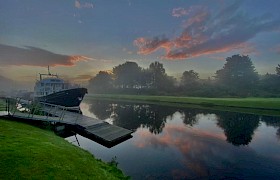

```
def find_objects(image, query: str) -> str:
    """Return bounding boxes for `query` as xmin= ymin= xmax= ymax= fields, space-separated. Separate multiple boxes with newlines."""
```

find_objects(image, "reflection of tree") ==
xmin=261 ymin=116 xmax=280 ymax=128
xmin=261 ymin=116 xmax=280 ymax=140
xmin=277 ymin=128 xmax=280 ymax=140
xmin=89 ymin=100 xmax=112 ymax=120
xmin=87 ymin=99 xmax=177 ymax=134
xmin=113 ymin=103 xmax=177 ymax=134
xmin=216 ymin=112 xmax=260 ymax=146
xmin=180 ymin=109 xmax=203 ymax=126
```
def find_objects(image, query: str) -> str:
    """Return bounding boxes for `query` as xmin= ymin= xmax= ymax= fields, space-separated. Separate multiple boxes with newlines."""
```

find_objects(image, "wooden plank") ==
xmin=85 ymin=123 xmax=133 ymax=142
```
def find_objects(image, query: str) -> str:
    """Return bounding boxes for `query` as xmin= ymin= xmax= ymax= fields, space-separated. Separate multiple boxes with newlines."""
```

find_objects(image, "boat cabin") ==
xmin=34 ymin=77 xmax=69 ymax=97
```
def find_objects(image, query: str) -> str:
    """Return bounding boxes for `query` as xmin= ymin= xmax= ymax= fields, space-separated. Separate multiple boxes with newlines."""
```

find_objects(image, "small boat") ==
xmin=33 ymin=67 xmax=87 ymax=108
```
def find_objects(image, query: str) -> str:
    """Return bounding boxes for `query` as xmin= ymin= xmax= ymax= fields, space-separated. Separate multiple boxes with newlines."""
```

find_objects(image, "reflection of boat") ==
xmin=33 ymin=67 xmax=87 ymax=108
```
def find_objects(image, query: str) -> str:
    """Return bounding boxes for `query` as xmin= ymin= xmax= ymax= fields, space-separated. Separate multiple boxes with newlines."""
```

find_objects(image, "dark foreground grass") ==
xmin=0 ymin=119 xmax=128 ymax=180
xmin=86 ymin=94 xmax=280 ymax=116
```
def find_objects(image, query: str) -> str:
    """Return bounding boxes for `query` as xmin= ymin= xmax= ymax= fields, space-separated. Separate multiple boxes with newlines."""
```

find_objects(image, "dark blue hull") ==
xmin=35 ymin=88 xmax=87 ymax=107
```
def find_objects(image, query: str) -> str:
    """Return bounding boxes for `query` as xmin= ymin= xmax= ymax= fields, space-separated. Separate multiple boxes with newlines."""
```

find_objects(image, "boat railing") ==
xmin=6 ymin=97 xmax=82 ymax=124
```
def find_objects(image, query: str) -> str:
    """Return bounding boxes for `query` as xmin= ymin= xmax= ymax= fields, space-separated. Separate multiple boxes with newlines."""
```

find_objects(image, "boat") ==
xmin=33 ymin=67 xmax=87 ymax=108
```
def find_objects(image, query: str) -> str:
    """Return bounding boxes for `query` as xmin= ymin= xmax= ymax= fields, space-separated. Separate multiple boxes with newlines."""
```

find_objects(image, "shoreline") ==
xmin=85 ymin=94 xmax=280 ymax=116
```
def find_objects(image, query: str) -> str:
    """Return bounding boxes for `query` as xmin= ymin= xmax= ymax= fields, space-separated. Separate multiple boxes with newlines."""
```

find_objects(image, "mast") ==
xmin=39 ymin=66 xmax=59 ymax=80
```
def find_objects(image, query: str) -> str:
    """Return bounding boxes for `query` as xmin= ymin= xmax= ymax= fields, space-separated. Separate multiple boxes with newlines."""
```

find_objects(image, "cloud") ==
xmin=134 ymin=2 xmax=280 ymax=60
xmin=271 ymin=44 xmax=280 ymax=54
xmin=64 ymin=74 xmax=92 ymax=84
xmin=0 ymin=44 xmax=92 ymax=67
xmin=75 ymin=0 xmax=94 ymax=9
xmin=172 ymin=7 xmax=189 ymax=17
xmin=122 ymin=47 xmax=134 ymax=55
xmin=133 ymin=36 xmax=172 ymax=55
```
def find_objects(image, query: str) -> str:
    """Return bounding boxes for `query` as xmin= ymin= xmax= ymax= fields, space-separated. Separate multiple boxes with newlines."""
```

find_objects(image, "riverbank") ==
xmin=86 ymin=94 xmax=280 ymax=116
xmin=0 ymin=118 xmax=128 ymax=179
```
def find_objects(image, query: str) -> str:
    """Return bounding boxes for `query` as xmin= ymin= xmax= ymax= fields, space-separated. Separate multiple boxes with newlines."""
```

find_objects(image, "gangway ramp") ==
xmin=5 ymin=98 xmax=133 ymax=147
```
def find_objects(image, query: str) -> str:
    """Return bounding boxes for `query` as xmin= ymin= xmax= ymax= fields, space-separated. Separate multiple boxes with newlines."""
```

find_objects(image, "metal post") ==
xmin=31 ymin=102 xmax=39 ymax=118
xmin=75 ymin=108 xmax=81 ymax=124
xmin=53 ymin=106 xmax=58 ymax=118
xmin=61 ymin=107 xmax=66 ymax=122
xmin=6 ymin=98 xmax=9 ymax=114
xmin=12 ymin=98 xmax=21 ymax=116
xmin=27 ymin=100 xmax=33 ymax=118
xmin=59 ymin=107 xmax=65 ymax=122
xmin=75 ymin=134 xmax=80 ymax=146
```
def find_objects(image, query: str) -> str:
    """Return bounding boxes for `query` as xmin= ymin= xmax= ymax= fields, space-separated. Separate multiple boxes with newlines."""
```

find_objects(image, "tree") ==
xmin=181 ymin=70 xmax=199 ymax=87
xmin=258 ymin=73 xmax=280 ymax=96
xmin=112 ymin=61 xmax=142 ymax=89
xmin=148 ymin=61 xmax=175 ymax=91
xmin=215 ymin=54 xmax=259 ymax=96
xmin=276 ymin=64 xmax=280 ymax=76
xmin=88 ymin=71 xmax=113 ymax=93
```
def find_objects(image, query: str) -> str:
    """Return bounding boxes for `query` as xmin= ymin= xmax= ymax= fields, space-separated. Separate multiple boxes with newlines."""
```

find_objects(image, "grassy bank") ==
xmin=0 ymin=119 xmax=128 ymax=179
xmin=86 ymin=94 xmax=280 ymax=116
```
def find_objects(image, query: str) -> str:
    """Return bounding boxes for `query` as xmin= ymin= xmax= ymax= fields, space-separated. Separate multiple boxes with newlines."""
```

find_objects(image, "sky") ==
xmin=0 ymin=0 xmax=280 ymax=89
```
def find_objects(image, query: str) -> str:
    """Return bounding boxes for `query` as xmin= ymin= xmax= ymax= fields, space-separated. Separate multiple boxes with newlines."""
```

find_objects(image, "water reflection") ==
xmin=89 ymin=100 xmax=177 ymax=134
xmin=84 ymin=99 xmax=280 ymax=146
xmin=72 ymin=99 xmax=280 ymax=179
xmin=216 ymin=112 xmax=260 ymax=146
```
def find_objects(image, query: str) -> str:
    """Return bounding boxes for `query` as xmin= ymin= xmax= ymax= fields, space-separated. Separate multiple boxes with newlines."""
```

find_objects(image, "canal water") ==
xmin=65 ymin=99 xmax=280 ymax=179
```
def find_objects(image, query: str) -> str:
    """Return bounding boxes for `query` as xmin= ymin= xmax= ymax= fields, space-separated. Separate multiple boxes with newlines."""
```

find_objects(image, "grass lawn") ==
xmin=0 ymin=119 xmax=128 ymax=179
xmin=86 ymin=94 xmax=280 ymax=116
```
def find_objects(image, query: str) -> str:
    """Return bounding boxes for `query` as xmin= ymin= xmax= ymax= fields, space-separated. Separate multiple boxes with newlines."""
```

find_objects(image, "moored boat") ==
xmin=33 ymin=67 xmax=87 ymax=108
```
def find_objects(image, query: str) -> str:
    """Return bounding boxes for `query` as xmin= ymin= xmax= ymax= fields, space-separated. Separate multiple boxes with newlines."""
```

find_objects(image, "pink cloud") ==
xmin=0 ymin=44 xmax=91 ymax=67
xmin=133 ymin=37 xmax=172 ymax=55
xmin=133 ymin=123 xmax=229 ymax=177
xmin=134 ymin=2 xmax=280 ymax=60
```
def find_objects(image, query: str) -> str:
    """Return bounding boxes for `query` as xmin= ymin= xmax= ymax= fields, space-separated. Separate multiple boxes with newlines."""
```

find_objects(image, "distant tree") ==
xmin=181 ymin=70 xmax=199 ymax=87
xmin=88 ymin=71 xmax=113 ymax=93
xmin=148 ymin=61 xmax=175 ymax=91
xmin=215 ymin=54 xmax=259 ymax=96
xmin=258 ymin=73 xmax=280 ymax=96
xmin=112 ymin=61 xmax=142 ymax=89
xmin=138 ymin=69 xmax=153 ymax=89
xmin=149 ymin=61 xmax=166 ymax=89
xmin=276 ymin=64 xmax=280 ymax=76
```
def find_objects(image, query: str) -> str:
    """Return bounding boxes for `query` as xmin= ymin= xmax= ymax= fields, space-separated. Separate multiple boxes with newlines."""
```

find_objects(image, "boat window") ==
xmin=41 ymin=83 xmax=44 ymax=86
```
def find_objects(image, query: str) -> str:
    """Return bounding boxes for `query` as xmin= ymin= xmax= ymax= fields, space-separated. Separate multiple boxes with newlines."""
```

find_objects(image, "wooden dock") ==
xmin=3 ymin=98 xmax=133 ymax=147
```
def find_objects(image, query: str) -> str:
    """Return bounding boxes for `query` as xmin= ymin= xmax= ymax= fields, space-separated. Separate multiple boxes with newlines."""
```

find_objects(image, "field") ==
xmin=86 ymin=94 xmax=280 ymax=116
xmin=0 ymin=119 xmax=128 ymax=179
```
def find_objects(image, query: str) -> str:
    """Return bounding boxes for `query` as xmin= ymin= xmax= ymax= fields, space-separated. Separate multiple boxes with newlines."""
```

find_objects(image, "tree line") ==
xmin=88 ymin=54 xmax=280 ymax=97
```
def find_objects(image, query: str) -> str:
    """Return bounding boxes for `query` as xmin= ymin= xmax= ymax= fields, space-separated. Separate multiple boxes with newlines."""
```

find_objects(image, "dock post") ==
xmin=74 ymin=108 xmax=81 ymax=124
xmin=27 ymin=100 xmax=33 ymax=118
xmin=12 ymin=98 xmax=21 ymax=116
xmin=6 ymin=98 xmax=9 ymax=114
xmin=31 ymin=102 xmax=39 ymax=118
xmin=58 ymin=107 xmax=65 ymax=123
